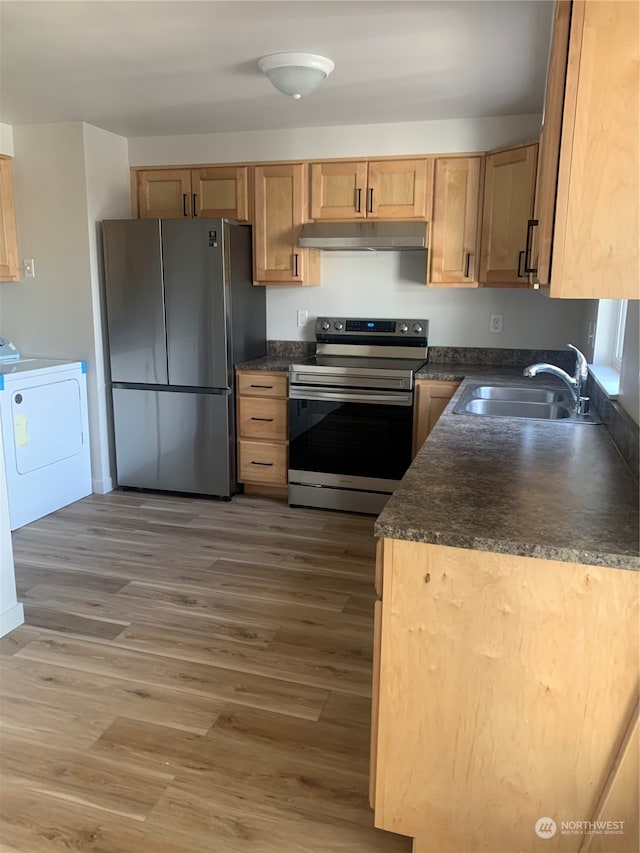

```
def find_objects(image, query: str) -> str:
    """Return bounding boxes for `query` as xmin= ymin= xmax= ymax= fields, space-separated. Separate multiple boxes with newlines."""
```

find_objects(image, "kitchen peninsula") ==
xmin=371 ymin=371 xmax=639 ymax=853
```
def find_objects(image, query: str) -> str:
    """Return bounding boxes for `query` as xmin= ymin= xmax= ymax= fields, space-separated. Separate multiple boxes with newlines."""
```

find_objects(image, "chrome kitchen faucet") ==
xmin=523 ymin=344 xmax=590 ymax=414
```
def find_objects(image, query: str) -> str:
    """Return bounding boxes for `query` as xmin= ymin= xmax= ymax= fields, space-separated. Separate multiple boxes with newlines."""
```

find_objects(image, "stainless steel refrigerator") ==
xmin=102 ymin=218 xmax=266 ymax=497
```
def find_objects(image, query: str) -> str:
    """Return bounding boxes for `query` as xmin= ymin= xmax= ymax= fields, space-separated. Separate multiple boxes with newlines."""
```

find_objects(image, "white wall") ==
xmin=0 ymin=122 xmax=130 ymax=493
xmin=619 ymin=301 xmax=639 ymax=425
xmin=0 ymin=123 xmax=14 ymax=157
xmin=267 ymin=252 xmax=593 ymax=349
xmin=82 ymin=124 xmax=131 ymax=489
xmin=129 ymin=114 xmax=543 ymax=166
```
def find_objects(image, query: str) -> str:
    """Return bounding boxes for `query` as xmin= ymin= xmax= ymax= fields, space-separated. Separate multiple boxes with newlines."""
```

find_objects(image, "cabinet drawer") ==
xmin=239 ymin=397 xmax=287 ymax=440
xmin=238 ymin=440 xmax=287 ymax=485
xmin=237 ymin=372 xmax=288 ymax=398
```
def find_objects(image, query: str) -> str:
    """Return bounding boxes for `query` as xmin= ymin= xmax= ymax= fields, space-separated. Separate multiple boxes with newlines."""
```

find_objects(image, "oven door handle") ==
xmin=289 ymin=387 xmax=413 ymax=406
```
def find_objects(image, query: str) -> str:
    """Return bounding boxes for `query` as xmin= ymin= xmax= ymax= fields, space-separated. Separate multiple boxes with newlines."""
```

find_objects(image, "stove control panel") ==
xmin=316 ymin=317 xmax=428 ymax=339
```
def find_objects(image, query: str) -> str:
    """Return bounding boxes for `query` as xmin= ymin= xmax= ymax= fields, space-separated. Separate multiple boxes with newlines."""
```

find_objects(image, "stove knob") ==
xmin=321 ymin=321 xmax=330 ymax=331
xmin=413 ymin=323 xmax=423 ymax=334
xmin=399 ymin=323 xmax=409 ymax=334
xmin=334 ymin=321 xmax=344 ymax=331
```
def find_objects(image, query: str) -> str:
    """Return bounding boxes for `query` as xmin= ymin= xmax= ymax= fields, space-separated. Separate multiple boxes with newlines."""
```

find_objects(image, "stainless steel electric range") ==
xmin=288 ymin=317 xmax=429 ymax=514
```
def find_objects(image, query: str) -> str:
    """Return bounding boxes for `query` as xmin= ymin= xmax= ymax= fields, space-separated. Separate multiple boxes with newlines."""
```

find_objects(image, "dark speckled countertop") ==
xmin=235 ymin=352 xmax=638 ymax=571
xmin=375 ymin=370 xmax=639 ymax=571
xmin=235 ymin=355 xmax=305 ymax=372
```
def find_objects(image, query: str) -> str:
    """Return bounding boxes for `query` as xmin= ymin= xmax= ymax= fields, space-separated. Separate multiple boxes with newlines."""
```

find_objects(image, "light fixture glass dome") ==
xmin=258 ymin=52 xmax=335 ymax=99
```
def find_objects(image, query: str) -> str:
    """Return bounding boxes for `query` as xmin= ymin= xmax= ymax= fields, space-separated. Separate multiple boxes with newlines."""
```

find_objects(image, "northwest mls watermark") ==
xmin=535 ymin=817 xmax=626 ymax=840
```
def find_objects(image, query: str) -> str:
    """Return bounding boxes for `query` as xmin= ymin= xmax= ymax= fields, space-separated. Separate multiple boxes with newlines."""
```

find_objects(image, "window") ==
xmin=592 ymin=299 xmax=629 ymax=397
xmin=613 ymin=300 xmax=628 ymax=371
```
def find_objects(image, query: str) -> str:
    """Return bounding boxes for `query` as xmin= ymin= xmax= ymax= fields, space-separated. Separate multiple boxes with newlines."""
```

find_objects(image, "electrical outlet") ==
xmin=23 ymin=259 xmax=35 ymax=278
xmin=297 ymin=309 xmax=308 ymax=328
xmin=489 ymin=313 xmax=503 ymax=334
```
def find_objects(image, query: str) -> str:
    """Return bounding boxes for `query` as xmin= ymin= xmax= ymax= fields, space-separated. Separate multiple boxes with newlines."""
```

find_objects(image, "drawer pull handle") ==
xmin=250 ymin=417 xmax=274 ymax=422
xmin=250 ymin=384 xmax=273 ymax=389
xmin=250 ymin=460 xmax=273 ymax=466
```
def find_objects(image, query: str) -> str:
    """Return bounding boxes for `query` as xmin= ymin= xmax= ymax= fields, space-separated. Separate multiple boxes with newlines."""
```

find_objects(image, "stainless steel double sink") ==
xmin=453 ymin=384 xmax=601 ymax=423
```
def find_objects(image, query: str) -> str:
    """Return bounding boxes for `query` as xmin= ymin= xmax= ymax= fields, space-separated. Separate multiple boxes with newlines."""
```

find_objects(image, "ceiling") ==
xmin=0 ymin=1 xmax=554 ymax=139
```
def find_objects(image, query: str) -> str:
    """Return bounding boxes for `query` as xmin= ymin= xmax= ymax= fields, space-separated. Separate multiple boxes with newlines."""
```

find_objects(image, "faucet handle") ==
xmin=567 ymin=343 xmax=588 ymax=381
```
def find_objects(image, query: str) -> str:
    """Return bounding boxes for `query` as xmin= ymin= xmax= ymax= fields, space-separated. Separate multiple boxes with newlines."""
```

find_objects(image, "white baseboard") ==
xmin=92 ymin=476 xmax=113 ymax=495
xmin=0 ymin=602 xmax=24 ymax=638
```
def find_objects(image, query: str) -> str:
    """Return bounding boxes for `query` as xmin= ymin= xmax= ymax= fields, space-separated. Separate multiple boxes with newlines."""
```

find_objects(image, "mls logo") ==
xmin=535 ymin=817 xmax=558 ymax=839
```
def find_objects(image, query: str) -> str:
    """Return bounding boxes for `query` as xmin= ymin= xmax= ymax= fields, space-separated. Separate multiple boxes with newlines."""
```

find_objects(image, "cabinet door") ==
xmin=529 ymin=0 xmax=571 ymax=288
xmin=412 ymin=380 xmax=460 ymax=456
xmin=479 ymin=144 xmax=537 ymax=286
xmin=429 ymin=158 xmax=482 ymax=286
xmin=191 ymin=166 xmax=249 ymax=221
xmin=367 ymin=159 xmax=431 ymax=219
xmin=310 ymin=161 xmax=367 ymax=220
xmin=550 ymin=0 xmax=639 ymax=299
xmin=253 ymin=163 xmax=319 ymax=286
xmin=0 ymin=157 xmax=19 ymax=281
xmin=137 ymin=169 xmax=191 ymax=219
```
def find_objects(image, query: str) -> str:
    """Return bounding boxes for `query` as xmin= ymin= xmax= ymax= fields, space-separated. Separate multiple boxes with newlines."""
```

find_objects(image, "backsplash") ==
xmin=587 ymin=377 xmax=639 ymax=482
xmin=268 ymin=340 xmax=315 ymax=358
xmin=427 ymin=347 xmax=576 ymax=372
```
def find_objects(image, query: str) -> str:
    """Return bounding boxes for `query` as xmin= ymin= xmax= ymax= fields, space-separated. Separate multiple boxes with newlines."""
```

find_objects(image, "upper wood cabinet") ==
xmin=479 ymin=143 xmax=538 ymax=287
xmin=135 ymin=166 xmax=250 ymax=222
xmin=0 ymin=156 xmax=20 ymax=282
xmin=428 ymin=157 xmax=482 ymax=287
xmin=530 ymin=0 xmax=638 ymax=299
xmin=310 ymin=158 xmax=432 ymax=221
xmin=253 ymin=163 xmax=319 ymax=287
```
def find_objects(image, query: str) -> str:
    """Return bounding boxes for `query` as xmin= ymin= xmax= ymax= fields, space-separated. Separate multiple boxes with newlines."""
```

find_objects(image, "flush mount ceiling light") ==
xmin=258 ymin=52 xmax=335 ymax=100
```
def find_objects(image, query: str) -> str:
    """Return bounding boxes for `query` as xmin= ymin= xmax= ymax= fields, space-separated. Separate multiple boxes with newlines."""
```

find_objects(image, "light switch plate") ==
xmin=297 ymin=309 xmax=308 ymax=327
xmin=23 ymin=259 xmax=35 ymax=278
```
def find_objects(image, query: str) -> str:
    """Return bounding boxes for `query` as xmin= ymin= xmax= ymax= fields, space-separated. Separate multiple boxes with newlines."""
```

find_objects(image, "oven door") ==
xmin=288 ymin=386 xmax=413 ymax=488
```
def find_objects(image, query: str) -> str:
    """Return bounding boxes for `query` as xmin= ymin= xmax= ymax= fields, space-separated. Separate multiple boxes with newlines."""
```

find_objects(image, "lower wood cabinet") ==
xmin=371 ymin=538 xmax=639 ymax=852
xmin=236 ymin=370 xmax=288 ymax=494
xmin=412 ymin=379 xmax=460 ymax=456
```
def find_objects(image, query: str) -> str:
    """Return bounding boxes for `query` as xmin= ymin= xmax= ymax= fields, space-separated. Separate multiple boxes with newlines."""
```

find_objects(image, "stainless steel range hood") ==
xmin=298 ymin=221 xmax=428 ymax=251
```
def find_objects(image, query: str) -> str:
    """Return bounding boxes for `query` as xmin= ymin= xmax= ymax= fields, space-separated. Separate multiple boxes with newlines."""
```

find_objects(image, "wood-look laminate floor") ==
xmin=0 ymin=491 xmax=411 ymax=853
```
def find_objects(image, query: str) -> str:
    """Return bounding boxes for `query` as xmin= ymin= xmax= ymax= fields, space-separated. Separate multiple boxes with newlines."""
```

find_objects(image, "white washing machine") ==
xmin=0 ymin=358 xmax=92 ymax=530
